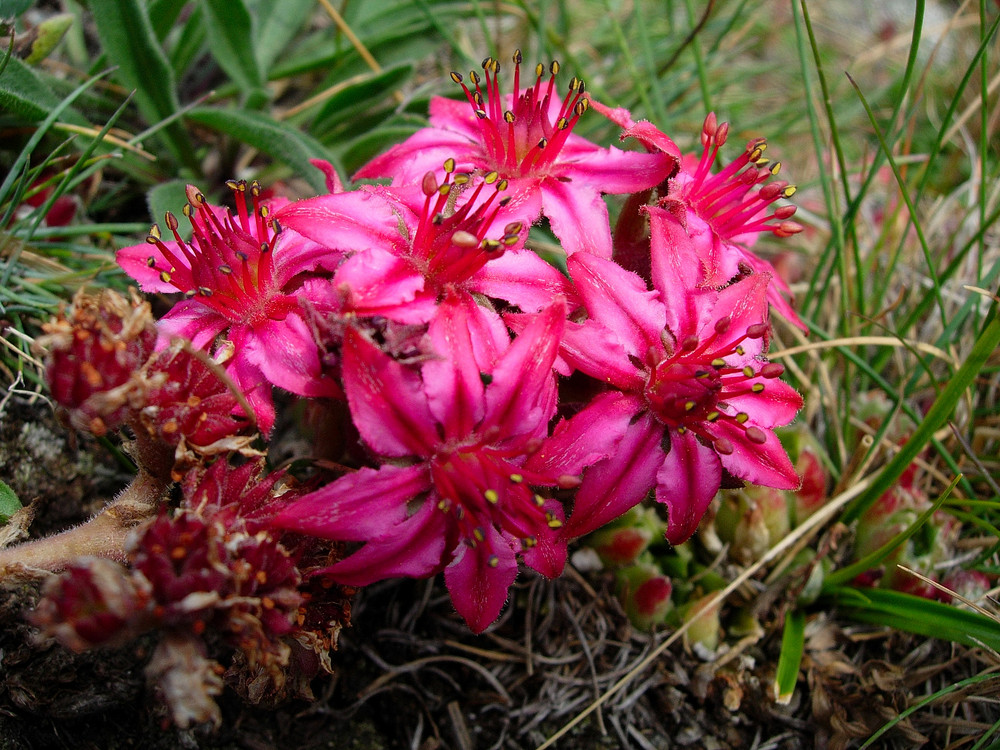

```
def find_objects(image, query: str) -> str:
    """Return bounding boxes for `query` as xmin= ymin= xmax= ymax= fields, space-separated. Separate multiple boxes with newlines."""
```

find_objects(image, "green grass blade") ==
xmin=824 ymin=476 xmax=958 ymax=590
xmin=830 ymin=586 xmax=1000 ymax=651
xmin=860 ymin=672 xmax=999 ymax=748
xmin=774 ymin=609 xmax=805 ymax=704
xmin=88 ymin=0 xmax=193 ymax=165
xmin=203 ymin=0 xmax=266 ymax=104
xmin=252 ymin=0 xmax=314 ymax=71
xmin=842 ymin=302 xmax=1000 ymax=523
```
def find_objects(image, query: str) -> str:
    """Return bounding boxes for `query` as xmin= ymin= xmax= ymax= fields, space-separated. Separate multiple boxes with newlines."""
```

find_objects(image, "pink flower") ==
xmin=274 ymin=292 xmax=571 ymax=633
xmin=117 ymin=180 xmax=344 ymax=433
xmin=276 ymin=163 xmax=573 ymax=314
xmin=526 ymin=205 xmax=802 ymax=545
xmin=355 ymin=52 xmax=676 ymax=257
xmin=590 ymin=103 xmax=807 ymax=329
xmin=663 ymin=114 xmax=806 ymax=330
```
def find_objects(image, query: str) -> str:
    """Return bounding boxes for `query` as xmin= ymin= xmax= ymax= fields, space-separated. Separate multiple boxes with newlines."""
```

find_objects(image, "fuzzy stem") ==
xmin=0 ymin=469 xmax=169 ymax=573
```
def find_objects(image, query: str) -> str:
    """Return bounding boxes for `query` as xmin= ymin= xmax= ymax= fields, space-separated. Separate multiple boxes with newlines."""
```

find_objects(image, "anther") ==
xmin=488 ymin=555 xmax=500 ymax=568
xmin=485 ymin=489 xmax=499 ymax=504
xmin=746 ymin=323 xmax=768 ymax=339
xmin=450 ymin=71 xmax=463 ymax=83
xmin=751 ymin=383 xmax=765 ymax=393
xmin=760 ymin=362 xmax=785 ymax=378
xmin=550 ymin=60 xmax=560 ymax=75
xmin=422 ymin=172 xmax=438 ymax=196
xmin=509 ymin=473 xmax=523 ymax=484
xmin=165 ymin=212 xmax=179 ymax=231
xmin=504 ymin=110 xmax=515 ymax=123
xmin=735 ymin=412 xmax=749 ymax=424
xmin=714 ymin=316 xmax=731 ymax=334
xmin=745 ymin=426 xmax=767 ymax=444
xmin=451 ymin=230 xmax=479 ymax=247
xmin=484 ymin=171 xmax=499 ymax=184
xmin=513 ymin=49 xmax=522 ymax=64
xmin=714 ymin=438 xmax=734 ymax=455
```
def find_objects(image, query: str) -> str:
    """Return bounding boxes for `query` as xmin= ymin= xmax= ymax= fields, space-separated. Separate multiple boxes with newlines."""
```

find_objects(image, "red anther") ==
xmin=714 ymin=438 xmax=734 ymax=455
xmin=744 ymin=426 xmax=767 ymax=444
xmin=760 ymin=362 xmax=785 ymax=378
xmin=422 ymin=172 xmax=438 ymax=196
xmin=774 ymin=221 xmax=803 ymax=237
xmin=746 ymin=323 xmax=769 ymax=339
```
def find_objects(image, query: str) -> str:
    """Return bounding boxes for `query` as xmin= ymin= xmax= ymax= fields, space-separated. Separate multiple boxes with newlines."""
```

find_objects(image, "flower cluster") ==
xmin=31 ymin=459 xmax=352 ymax=727
xmin=33 ymin=50 xmax=806 ymax=672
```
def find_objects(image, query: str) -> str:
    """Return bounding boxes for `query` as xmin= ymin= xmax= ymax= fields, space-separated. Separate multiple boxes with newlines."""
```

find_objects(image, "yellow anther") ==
xmin=485 ymin=489 xmax=499 ymax=504
xmin=735 ymin=412 xmax=749 ymax=423
xmin=509 ymin=473 xmax=523 ymax=484
xmin=443 ymin=157 xmax=456 ymax=173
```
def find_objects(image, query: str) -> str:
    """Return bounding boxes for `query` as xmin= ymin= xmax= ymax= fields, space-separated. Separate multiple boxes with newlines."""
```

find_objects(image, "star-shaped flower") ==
xmin=274 ymin=293 xmax=573 ymax=632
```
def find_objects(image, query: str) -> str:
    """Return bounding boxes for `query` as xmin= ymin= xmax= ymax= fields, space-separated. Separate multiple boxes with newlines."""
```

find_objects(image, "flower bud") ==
xmin=614 ymin=561 xmax=673 ymax=630
xmin=35 ymin=289 xmax=156 ymax=436
xmin=586 ymin=506 xmax=665 ymax=567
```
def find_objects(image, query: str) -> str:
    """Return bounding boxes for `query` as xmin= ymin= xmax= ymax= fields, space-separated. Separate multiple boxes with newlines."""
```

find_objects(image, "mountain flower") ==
xmin=274 ymin=293 xmax=571 ymax=632
xmin=527 ymin=205 xmax=802 ymax=545
xmin=589 ymin=103 xmax=806 ymax=329
xmin=355 ymin=52 xmax=676 ymax=257
xmin=117 ymin=180 xmax=345 ymax=432
xmin=276 ymin=163 xmax=573 ymax=314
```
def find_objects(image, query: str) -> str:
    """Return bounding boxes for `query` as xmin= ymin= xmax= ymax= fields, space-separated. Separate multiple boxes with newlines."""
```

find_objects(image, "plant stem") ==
xmin=0 ymin=469 xmax=168 ymax=573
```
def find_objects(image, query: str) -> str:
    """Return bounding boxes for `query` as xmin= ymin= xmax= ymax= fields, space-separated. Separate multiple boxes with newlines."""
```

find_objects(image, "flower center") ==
xmin=411 ymin=161 xmax=523 ymax=288
xmin=430 ymin=440 xmax=560 ymax=557
xmin=682 ymin=113 xmax=802 ymax=240
xmin=450 ymin=50 xmax=590 ymax=178
xmin=144 ymin=180 xmax=288 ymax=325
xmin=643 ymin=317 xmax=786 ymax=454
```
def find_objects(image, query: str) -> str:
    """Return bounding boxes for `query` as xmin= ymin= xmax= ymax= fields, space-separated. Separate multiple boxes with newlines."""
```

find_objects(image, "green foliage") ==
xmin=0 ymin=480 xmax=20 ymax=523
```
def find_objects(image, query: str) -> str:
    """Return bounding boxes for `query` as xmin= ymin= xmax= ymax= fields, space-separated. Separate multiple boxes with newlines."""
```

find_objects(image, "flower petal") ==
xmin=158 ymin=301 xmax=229 ymax=351
xmin=469 ymin=248 xmax=573 ymax=312
xmin=656 ymin=429 xmax=722 ymax=545
xmin=444 ymin=524 xmax=518 ymax=633
xmin=273 ymin=190 xmax=404 ymax=256
xmin=274 ymin=463 xmax=429 ymax=541
xmin=238 ymin=313 xmax=341 ymax=398
xmin=557 ymin=319 xmax=646 ymax=390
xmin=353 ymin=122 xmax=483 ymax=184
xmin=713 ymin=419 xmax=800 ymax=490
xmin=323 ymin=494 xmax=448 ymax=586
xmin=568 ymin=250 xmax=665 ymax=361
xmin=539 ymin=179 xmax=613 ymax=257
xmin=423 ymin=291 xmax=489 ymax=438
xmin=482 ymin=298 xmax=564 ymax=438
xmin=724 ymin=376 xmax=803 ymax=428
xmin=560 ymin=138 xmax=676 ymax=194
xmin=563 ymin=410 xmax=666 ymax=539
xmin=527 ymin=390 xmax=645 ymax=478
xmin=342 ymin=326 xmax=439 ymax=458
